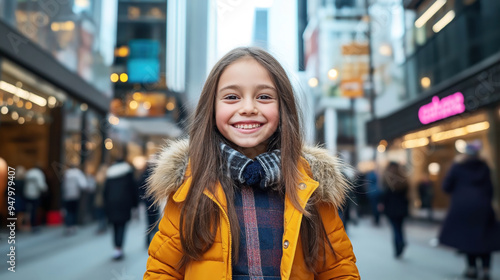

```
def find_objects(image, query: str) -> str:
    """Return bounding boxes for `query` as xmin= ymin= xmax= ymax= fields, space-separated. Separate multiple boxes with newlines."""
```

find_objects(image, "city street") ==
xmin=1 ymin=211 xmax=499 ymax=280
xmin=1 ymin=1 xmax=500 ymax=279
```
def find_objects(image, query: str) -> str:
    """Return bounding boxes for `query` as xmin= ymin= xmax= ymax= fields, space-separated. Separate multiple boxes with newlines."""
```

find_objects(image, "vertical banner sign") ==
xmin=340 ymin=42 xmax=369 ymax=98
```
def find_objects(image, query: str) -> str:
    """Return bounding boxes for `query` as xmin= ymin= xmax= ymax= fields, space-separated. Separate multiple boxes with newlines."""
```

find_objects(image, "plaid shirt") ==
xmin=232 ymin=185 xmax=284 ymax=280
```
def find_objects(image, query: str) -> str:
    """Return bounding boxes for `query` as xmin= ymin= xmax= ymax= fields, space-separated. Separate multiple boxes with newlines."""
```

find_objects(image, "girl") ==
xmin=144 ymin=47 xmax=359 ymax=279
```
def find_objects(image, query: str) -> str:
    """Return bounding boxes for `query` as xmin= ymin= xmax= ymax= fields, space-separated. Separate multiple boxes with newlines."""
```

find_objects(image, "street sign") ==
xmin=340 ymin=78 xmax=364 ymax=98
xmin=341 ymin=42 xmax=370 ymax=55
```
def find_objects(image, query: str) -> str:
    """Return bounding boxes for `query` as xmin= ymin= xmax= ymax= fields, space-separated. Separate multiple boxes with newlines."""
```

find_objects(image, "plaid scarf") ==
xmin=220 ymin=142 xmax=281 ymax=189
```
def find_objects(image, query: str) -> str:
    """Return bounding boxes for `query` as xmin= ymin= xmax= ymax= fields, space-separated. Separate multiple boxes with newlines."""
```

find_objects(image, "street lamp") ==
xmin=328 ymin=68 xmax=339 ymax=80
xmin=308 ymin=77 xmax=319 ymax=88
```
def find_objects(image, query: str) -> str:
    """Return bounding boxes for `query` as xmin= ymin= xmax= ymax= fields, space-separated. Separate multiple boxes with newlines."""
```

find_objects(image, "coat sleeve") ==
xmin=316 ymin=204 xmax=360 ymax=280
xmin=483 ymin=165 xmax=494 ymax=198
xmin=77 ymin=170 xmax=88 ymax=190
xmin=144 ymin=197 xmax=186 ymax=279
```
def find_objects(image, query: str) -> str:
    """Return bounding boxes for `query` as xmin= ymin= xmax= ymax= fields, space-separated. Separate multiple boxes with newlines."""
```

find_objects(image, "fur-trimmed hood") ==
xmin=146 ymin=139 xmax=352 ymax=209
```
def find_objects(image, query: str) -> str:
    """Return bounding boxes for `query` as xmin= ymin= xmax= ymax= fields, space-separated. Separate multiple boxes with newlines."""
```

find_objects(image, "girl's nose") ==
xmin=239 ymin=99 xmax=257 ymax=115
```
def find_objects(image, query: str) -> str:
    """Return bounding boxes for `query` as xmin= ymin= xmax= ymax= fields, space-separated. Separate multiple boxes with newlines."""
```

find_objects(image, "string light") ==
xmin=0 ymin=81 xmax=47 ymax=107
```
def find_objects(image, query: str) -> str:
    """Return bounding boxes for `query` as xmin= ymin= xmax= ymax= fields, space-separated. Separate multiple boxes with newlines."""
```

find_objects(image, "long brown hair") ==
xmin=180 ymin=47 xmax=333 ymax=273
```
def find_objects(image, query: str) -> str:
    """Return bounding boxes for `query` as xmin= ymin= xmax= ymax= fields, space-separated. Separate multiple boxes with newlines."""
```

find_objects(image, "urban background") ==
xmin=0 ymin=0 xmax=499 ymax=279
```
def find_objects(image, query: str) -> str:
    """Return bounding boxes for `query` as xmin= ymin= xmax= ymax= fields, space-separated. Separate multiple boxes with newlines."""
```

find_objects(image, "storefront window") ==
xmin=387 ymin=111 xmax=493 ymax=211
xmin=62 ymin=99 xmax=83 ymax=167
xmin=82 ymin=108 xmax=103 ymax=175
xmin=0 ymin=58 xmax=65 ymax=170
xmin=403 ymin=0 xmax=500 ymax=98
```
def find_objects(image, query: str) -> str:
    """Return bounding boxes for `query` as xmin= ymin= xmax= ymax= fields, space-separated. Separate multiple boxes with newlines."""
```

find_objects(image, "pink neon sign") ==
xmin=418 ymin=92 xmax=466 ymax=125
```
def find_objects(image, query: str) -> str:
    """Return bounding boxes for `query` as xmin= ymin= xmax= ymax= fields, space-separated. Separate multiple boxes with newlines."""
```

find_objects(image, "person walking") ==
xmin=80 ymin=165 xmax=97 ymax=225
xmin=104 ymin=156 xmax=138 ymax=260
xmin=24 ymin=165 xmax=48 ymax=232
xmin=62 ymin=165 xmax=88 ymax=235
xmin=138 ymin=159 xmax=160 ymax=248
xmin=339 ymin=168 xmax=359 ymax=232
xmin=94 ymin=163 xmax=108 ymax=234
xmin=144 ymin=47 xmax=359 ymax=279
xmin=11 ymin=166 xmax=27 ymax=230
xmin=380 ymin=161 xmax=409 ymax=259
xmin=439 ymin=141 xmax=500 ymax=280
xmin=418 ymin=172 xmax=434 ymax=221
xmin=365 ymin=169 xmax=381 ymax=226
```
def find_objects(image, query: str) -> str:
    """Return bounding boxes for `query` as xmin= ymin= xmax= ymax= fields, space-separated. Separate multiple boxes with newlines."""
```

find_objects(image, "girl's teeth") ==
xmin=236 ymin=124 xmax=260 ymax=129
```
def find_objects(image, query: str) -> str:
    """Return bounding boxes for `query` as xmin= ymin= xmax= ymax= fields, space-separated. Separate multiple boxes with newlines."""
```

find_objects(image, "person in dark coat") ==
xmin=12 ymin=166 xmax=27 ymax=230
xmin=104 ymin=158 xmax=138 ymax=260
xmin=380 ymin=161 xmax=409 ymax=259
xmin=365 ymin=169 xmax=381 ymax=226
xmin=94 ymin=163 xmax=108 ymax=234
xmin=338 ymin=168 xmax=360 ymax=232
xmin=418 ymin=172 xmax=434 ymax=221
xmin=439 ymin=141 xmax=500 ymax=280
xmin=138 ymin=160 xmax=160 ymax=247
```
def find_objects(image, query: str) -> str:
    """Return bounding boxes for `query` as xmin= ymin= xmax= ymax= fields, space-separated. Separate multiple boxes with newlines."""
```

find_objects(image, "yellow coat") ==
xmin=144 ymin=140 xmax=360 ymax=280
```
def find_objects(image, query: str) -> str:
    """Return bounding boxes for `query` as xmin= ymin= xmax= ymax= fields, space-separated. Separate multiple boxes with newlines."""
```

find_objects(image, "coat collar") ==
xmin=146 ymin=139 xmax=351 ymax=209
xmin=169 ymin=158 xmax=320 ymax=211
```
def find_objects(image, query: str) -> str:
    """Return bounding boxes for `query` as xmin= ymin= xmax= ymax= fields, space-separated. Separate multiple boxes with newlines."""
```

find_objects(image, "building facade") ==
xmin=0 ymin=0 xmax=115 ymax=224
xmin=367 ymin=0 xmax=500 ymax=214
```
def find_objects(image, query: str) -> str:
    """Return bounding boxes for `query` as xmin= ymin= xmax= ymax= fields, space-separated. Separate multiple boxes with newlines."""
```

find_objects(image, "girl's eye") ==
xmin=223 ymin=94 xmax=239 ymax=100
xmin=257 ymin=94 xmax=273 ymax=100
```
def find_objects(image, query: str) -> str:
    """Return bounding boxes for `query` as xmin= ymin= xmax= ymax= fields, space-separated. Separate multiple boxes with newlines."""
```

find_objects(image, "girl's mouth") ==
xmin=233 ymin=123 xmax=262 ymax=129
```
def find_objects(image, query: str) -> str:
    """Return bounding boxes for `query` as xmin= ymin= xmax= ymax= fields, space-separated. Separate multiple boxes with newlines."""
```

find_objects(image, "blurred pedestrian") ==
xmin=81 ymin=165 xmax=96 ymax=224
xmin=24 ymin=164 xmax=48 ymax=232
xmin=138 ymin=158 xmax=160 ymax=247
xmin=94 ymin=163 xmax=108 ymax=234
xmin=365 ymin=169 xmax=381 ymax=226
xmin=62 ymin=164 xmax=88 ymax=235
xmin=438 ymin=141 xmax=500 ymax=280
xmin=380 ymin=161 xmax=409 ymax=258
xmin=352 ymin=171 xmax=367 ymax=220
xmin=104 ymin=156 xmax=138 ymax=261
xmin=339 ymin=169 xmax=356 ymax=231
xmin=13 ymin=166 xmax=27 ymax=230
xmin=418 ymin=172 xmax=434 ymax=221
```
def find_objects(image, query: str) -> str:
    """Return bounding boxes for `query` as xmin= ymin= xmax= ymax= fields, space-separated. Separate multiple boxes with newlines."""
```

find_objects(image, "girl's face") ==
xmin=215 ymin=58 xmax=279 ymax=159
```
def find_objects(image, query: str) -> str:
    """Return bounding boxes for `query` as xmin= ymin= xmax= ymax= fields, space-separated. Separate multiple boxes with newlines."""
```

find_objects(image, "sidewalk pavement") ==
xmin=0 ymin=212 xmax=150 ymax=280
xmin=0 ymin=213 xmax=498 ymax=280
xmin=348 ymin=217 xmax=500 ymax=280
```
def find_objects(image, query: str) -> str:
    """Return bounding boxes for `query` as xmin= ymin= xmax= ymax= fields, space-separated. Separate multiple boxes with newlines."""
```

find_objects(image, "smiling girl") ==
xmin=144 ymin=47 xmax=359 ymax=279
